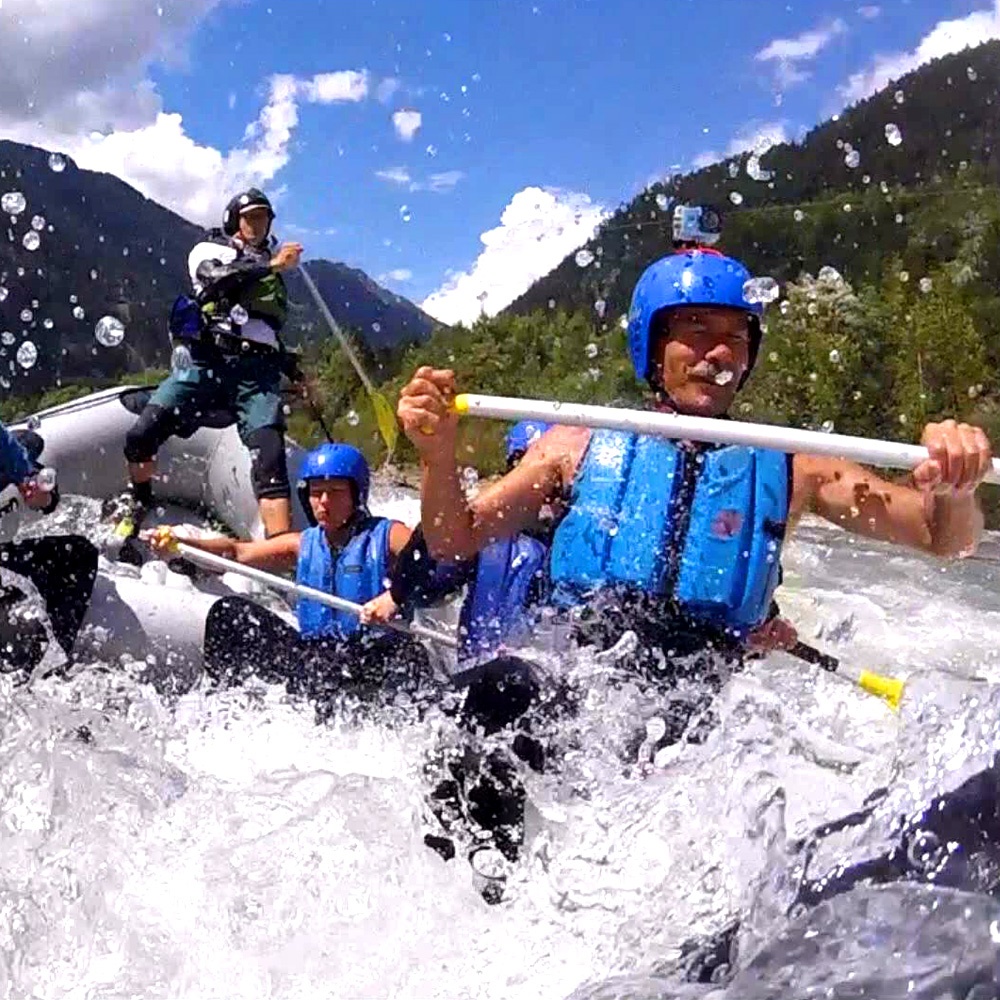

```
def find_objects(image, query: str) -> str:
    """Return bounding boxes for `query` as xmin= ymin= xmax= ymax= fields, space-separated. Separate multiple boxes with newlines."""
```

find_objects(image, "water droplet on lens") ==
xmin=894 ymin=89 xmax=905 ymax=104
xmin=713 ymin=369 xmax=734 ymax=386
xmin=821 ymin=420 xmax=834 ymax=433
xmin=229 ymin=304 xmax=248 ymax=325
xmin=585 ymin=342 xmax=598 ymax=359
xmin=729 ymin=191 xmax=744 ymax=205
xmin=94 ymin=315 xmax=125 ymax=347
xmin=36 ymin=466 xmax=56 ymax=491
xmin=793 ymin=209 xmax=804 ymax=222
xmin=21 ymin=231 xmax=39 ymax=251
xmin=968 ymin=66 xmax=978 ymax=81
xmin=171 ymin=344 xmax=192 ymax=373
xmin=1 ymin=192 xmax=26 ymax=215
xmin=16 ymin=341 xmax=37 ymax=369
xmin=885 ymin=123 xmax=903 ymax=146
xmin=89 ymin=268 xmax=98 ymax=280
xmin=19 ymin=309 xmax=32 ymax=323
xmin=30 ymin=215 xmax=44 ymax=231
xmin=346 ymin=409 xmax=360 ymax=427
xmin=655 ymin=193 xmax=668 ymax=210
xmin=899 ymin=270 xmax=909 ymax=282
xmin=575 ymin=248 xmax=594 ymax=267
xmin=829 ymin=349 xmax=841 ymax=363
xmin=399 ymin=205 xmax=412 ymax=222
xmin=593 ymin=299 xmax=606 ymax=319
xmin=72 ymin=306 xmax=85 ymax=320
xmin=742 ymin=276 xmax=779 ymax=304
xmin=0 ymin=288 xmax=7 ymax=303
xmin=47 ymin=153 xmax=66 ymax=173
xmin=844 ymin=149 xmax=860 ymax=168
xmin=818 ymin=265 xmax=843 ymax=284
xmin=0 ymin=332 xmax=14 ymax=346
xmin=919 ymin=276 xmax=932 ymax=293
xmin=768 ymin=350 xmax=778 ymax=362
xmin=25 ymin=414 xmax=40 ymax=431
xmin=42 ymin=318 xmax=53 ymax=330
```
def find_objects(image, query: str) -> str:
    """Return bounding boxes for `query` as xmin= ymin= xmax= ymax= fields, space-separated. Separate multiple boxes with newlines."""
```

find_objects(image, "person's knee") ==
xmin=246 ymin=425 xmax=290 ymax=500
xmin=124 ymin=405 xmax=174 ymax=463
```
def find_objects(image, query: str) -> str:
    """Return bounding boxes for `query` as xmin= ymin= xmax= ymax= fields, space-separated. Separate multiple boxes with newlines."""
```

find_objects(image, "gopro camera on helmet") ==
xmin=672 ymin=204 xmax=723 ymax=247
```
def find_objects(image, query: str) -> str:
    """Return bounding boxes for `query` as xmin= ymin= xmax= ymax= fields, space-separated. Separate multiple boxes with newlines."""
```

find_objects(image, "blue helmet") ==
xmin=627 ymin=249 xmax=764 ymax=383
xmin=505 ymin=420 xmax=550 ymax=464
xmin=297 ymin=443 xmax=370 ymax=524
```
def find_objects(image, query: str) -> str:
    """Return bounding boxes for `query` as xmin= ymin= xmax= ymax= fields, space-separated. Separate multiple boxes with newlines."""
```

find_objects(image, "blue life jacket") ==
xmin=459 ymin=534 xmax=548 ymax=663
xmin=548 ymin=430 xmax=790 ymax=636
xmin=296 ymin=517 xmax=393 ymax=640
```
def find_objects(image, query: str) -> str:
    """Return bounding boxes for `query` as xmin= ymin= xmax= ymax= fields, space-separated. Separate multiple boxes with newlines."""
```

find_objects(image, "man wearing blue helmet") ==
xmin=401 ymin=248 xmax=991 ymax=666
xmin=399 ymin=246 xmax=992 ymax=885
xmin=148 ymin=442 xmax=439 ymax=713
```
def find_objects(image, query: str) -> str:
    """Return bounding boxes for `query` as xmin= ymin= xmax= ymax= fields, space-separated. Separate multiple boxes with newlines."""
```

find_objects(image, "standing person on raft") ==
xmin=107 ymin=188 xmax=307 ymax=553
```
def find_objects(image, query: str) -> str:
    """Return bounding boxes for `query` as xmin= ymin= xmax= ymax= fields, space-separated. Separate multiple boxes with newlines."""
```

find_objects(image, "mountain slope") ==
xmin=507 ymin=39 xmax=1000 ymax=318
xmin=0 ymin=140 xmax=435 ymax=394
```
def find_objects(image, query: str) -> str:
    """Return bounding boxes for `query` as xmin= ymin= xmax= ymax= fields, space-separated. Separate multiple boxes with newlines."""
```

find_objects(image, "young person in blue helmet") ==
xmin=148 ymin=442 xmax=440 ymax=715
xmin=0 ymin=423 xmax=98 ymax=672
xmin=399 ymin=246 xmax=993 ymax=885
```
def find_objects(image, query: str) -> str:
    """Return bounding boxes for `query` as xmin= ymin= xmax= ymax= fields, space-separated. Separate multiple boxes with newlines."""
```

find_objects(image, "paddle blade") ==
xmin=858 ymin=670 xmax=904 ymax=711
xmin=371 ymin=390 xmax=399 ymax=454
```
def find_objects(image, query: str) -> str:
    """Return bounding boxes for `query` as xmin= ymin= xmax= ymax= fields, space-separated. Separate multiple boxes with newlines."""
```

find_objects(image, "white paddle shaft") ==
xmin=455 ymin=393 xmax=1000 ymax=485
xmin=176 ymin=542 xmax=458 ymax=649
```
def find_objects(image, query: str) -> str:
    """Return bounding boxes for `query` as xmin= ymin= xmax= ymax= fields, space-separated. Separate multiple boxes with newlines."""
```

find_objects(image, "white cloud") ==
xmin=422 ymin=186 xmax=609 ymax=326
xmin=375 ymin=167 xmax=464 ymax=193
xmin=0 ymin=1 xmax=377 ymax=226
xmin=692 ymin=120 xmax=788 ymax=172
xmin=417 ymin=170 xmax=465 ymax=193
xmin=302 ymin=70 xmax=370 ymax=104
xmin=379 ymin=268 xmax=413 ymax=283
xmin=727 ymin=120 xmax=789 ymax=156
xmin=840 ymin=0 xmax=1000 ymax=104
xmin=858 ymin=5 xmax=881 ymax=19
xmin=756 ymin=18 xmax=848 ymax=88
xmin=392 ymin=109 xmax=422 ymax=142
xmin=375 ymin=166 xmax=413 ymax=186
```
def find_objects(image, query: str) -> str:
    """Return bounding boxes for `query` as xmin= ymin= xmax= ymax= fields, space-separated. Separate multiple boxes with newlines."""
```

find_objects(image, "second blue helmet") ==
xmin=297 ymin=443 xmax=370 ymax=523
xmin=627 ymin=249 xmax=763 ymax=382
xmin=505 ymin=420 xmax=550 ymax=464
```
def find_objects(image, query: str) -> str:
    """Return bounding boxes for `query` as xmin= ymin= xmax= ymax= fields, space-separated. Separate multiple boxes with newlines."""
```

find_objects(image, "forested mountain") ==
xmin=0 ymin=140 xmax=435 ymax=395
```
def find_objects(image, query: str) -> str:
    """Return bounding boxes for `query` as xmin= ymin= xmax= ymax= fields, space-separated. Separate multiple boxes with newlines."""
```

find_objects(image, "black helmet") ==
xmin=222 ymin=188 xmax=275 ymax=237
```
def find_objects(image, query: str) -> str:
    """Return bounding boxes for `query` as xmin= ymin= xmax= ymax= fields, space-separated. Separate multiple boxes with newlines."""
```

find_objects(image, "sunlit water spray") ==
xmin=3 ymin=484 xmax=1000 ymax=998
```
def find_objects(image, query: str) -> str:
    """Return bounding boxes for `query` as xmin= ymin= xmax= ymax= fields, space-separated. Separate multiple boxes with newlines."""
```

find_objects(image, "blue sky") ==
xmin=1 ymin=0 xmax=996 ymax=322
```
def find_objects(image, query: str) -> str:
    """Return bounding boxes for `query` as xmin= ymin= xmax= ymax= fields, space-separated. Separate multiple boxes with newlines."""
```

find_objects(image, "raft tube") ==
xmin=9 ymin=386 xmax=311 ymax=673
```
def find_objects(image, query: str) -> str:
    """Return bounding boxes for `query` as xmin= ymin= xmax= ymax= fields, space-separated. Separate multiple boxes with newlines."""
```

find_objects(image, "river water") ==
xmin=3 ymin=487 xmax=1000 ymax=999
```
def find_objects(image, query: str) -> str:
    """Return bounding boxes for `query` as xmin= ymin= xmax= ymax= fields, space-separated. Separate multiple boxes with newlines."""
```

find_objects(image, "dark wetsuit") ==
xmin=0 ymin=425 xmax=97 ymax=672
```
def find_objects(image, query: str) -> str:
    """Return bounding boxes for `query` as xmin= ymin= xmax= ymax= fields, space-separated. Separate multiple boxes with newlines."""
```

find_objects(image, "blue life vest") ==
xmin=548 ymin=430 xmax=790 ymax=635
xmin=459 ymin=534 xmax=547 ymax=663
xmin=296 ymin=517 xmax=393 ymax=640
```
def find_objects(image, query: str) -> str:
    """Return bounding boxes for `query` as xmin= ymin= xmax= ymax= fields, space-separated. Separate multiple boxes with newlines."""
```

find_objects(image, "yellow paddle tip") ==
xmin=453 ymin=394 xmax=470 ymax=414
xmin=858 ymin=670 xmax=904 ymax=711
